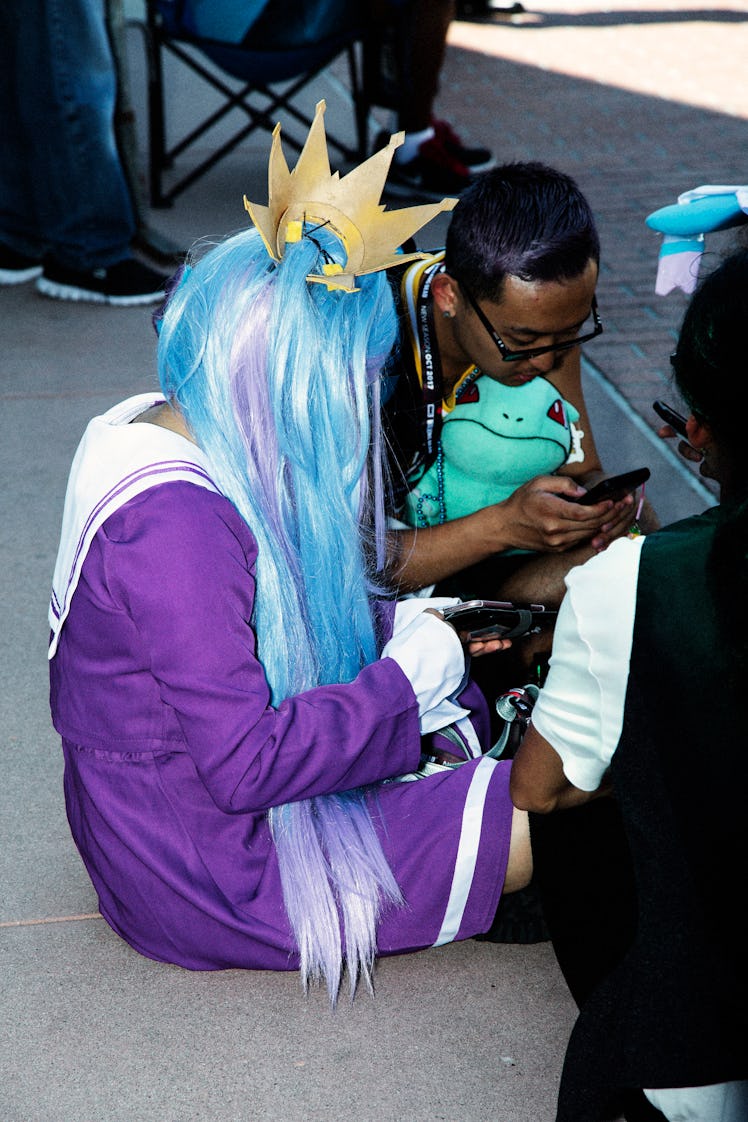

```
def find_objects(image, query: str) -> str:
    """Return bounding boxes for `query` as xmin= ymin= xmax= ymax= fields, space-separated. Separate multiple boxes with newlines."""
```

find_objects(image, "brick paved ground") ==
xmin=434 ymin=0 xmax=748 ymax=443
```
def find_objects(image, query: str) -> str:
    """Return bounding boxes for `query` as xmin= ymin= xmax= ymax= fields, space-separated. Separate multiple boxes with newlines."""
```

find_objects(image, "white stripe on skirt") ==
xmin=432 ymin=756 xmax=496 ymax=947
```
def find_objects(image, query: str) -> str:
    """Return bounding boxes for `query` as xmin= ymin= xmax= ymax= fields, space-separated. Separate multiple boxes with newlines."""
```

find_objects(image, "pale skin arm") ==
xmin=504 ymin=806 xmax=533 ymax=894
xmin=509 ymin=724 xmax=611 ymax=813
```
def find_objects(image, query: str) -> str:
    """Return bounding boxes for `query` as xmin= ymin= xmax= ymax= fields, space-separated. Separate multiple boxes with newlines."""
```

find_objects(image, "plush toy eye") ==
xmin=547 ymin=399 xmax=567 ymax=426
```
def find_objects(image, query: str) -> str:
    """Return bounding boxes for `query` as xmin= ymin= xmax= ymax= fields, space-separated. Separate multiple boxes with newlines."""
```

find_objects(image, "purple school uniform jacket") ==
xmin=49 ymin=405 xmax=514 ymax=972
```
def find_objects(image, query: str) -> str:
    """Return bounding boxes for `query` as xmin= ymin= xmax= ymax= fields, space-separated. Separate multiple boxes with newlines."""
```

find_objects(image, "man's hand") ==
xmin=495 ymin=474 xmax=633 ymax=554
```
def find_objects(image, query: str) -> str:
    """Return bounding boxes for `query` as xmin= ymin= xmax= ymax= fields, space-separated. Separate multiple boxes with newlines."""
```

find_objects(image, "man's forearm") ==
xmin=510 ymin=725 xmax=610 ymax=813
xmin=386 ymin=509 xmax=508 ymax=591
xmin=386 ymin=475 xmax=623 ymax=593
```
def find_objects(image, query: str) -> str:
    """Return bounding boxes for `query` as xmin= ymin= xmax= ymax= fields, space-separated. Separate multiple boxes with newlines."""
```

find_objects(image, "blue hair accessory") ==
xmin=646 ymin=185 xmax=748 ymax=295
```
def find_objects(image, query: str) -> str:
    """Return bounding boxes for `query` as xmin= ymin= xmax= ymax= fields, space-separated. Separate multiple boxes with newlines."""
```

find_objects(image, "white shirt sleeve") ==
xmin=531 ymin=535 xmax=646 ymax=791
xmin=381 ymin=597 xmax=469 ymax=734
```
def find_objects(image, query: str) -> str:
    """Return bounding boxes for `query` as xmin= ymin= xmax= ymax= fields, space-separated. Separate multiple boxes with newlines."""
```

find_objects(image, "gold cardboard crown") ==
xmin=244 ymin=100 xmax=457 ymax=291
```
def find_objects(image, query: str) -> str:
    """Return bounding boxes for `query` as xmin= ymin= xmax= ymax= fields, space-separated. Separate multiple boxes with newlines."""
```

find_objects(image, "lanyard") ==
xmin=415 ymin=260 xmax=446 ymax=459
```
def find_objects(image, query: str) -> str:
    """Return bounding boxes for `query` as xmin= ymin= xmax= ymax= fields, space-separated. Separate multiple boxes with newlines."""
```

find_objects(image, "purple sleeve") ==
xmin=106 ymin=486 xmax=422 ymax=812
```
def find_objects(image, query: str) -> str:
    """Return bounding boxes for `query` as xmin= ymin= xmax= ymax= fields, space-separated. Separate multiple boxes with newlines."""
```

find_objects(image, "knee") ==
xmin=503 ymin=807 xmax=533 ymax=894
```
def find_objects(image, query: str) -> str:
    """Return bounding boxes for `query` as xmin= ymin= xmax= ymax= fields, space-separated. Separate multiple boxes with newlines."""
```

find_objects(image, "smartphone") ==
xmin=653 ymin=399 xmax=689 ymax=439
xmin=442 ymin=600 xmax=557 ymax=641
xmin=572 ymin=467 xmax=650 ymax=506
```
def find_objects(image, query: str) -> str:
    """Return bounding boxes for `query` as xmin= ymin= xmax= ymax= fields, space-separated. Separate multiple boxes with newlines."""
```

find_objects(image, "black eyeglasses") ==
xmin=456 ymin=279 xmax=604 ymax=363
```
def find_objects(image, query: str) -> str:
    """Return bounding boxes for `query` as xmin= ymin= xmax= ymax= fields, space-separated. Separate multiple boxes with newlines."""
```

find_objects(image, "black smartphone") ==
xmin=442 ymin=600 xmax=557 ymax=640
xmin=572 ymin=467 xmax=651 ymax=506
xmin=653 ymin=399 xmax=689 ymax=439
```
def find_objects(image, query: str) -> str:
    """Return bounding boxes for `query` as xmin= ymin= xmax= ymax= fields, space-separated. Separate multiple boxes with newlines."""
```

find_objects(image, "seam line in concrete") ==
xmin=0 ymin=912 xmax=103 ymax=928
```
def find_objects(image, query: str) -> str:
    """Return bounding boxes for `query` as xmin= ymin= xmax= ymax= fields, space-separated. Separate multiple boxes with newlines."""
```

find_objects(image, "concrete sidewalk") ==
xmin=2 ymin=2 xmax=744 ymax=1119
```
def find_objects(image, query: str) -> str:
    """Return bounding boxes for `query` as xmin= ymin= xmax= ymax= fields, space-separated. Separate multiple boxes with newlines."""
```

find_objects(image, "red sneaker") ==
xmin=432 ymin=118 xmax=495 ymax=172
xmin=386 ymin=134 xmax=475 ymax=200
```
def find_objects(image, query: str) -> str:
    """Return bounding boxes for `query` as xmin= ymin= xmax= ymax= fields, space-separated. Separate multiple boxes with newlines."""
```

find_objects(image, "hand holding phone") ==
xmin=653 ymin=400 xmax=689 ymax=439
xmin=566 ymin=467 xmax=650 ymax=506
xmin=442 ymin=600 xmax=556 ymax=641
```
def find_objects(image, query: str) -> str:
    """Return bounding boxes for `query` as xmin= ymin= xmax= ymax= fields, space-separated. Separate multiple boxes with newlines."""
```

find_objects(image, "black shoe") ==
xmin=456 ymin=0 xmax=525 ymax=17
xmin=0 ymin=243 xmax=42 ymax=285
xmin=36 ymin=257 xmax=168 ymax=306
xmin=475 ymin=879 xmax=550 ymax=944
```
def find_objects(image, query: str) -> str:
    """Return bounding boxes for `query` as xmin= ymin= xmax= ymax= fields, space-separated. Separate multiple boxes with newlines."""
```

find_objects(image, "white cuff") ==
xmin=382 ymin=598 xmax=467 ymax=732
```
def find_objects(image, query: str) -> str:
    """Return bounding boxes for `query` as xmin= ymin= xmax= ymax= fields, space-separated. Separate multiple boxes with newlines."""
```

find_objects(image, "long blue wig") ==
xmin=157 ymin=225 xmax=403 ymax=999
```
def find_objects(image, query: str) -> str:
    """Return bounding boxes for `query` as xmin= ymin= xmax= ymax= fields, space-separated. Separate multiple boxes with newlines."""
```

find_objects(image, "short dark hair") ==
xmin=443 ymin=161 xmax=600 ymax=301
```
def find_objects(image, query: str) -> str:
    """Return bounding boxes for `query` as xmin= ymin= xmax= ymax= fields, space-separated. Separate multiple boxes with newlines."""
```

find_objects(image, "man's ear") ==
xmin=684 ymin=414 xmax=713 ymax=449
xmin=431 ymin=270 xmax=460 ymax=318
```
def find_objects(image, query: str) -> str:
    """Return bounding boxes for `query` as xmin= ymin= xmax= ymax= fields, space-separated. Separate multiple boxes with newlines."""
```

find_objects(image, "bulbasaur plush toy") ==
xmin=405 ymin=374 xmax=581 ymax=527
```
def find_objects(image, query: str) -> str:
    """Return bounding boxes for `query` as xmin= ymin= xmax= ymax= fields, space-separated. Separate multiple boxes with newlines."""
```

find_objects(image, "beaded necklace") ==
xmin=414 ymin=365 xmax=481 ymax=527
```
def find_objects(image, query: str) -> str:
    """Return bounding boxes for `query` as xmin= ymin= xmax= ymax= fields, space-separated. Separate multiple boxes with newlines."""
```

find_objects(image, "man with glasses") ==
xmin=383 ymin=161 xmax=653 ymax=606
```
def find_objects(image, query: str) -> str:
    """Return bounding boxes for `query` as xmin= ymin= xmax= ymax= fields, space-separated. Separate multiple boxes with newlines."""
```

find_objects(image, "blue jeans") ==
xmin=0 ymin=0 xmax=136 ymax=270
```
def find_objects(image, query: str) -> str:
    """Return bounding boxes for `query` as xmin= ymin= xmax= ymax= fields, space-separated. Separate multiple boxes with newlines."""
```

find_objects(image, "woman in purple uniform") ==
xmin=48 ymin=106 xmax=531 ymax=1000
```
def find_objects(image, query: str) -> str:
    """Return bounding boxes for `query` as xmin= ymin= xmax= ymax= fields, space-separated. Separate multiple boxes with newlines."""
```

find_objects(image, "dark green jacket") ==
xmin=557 ymin=508 xmax=748 ymax=1120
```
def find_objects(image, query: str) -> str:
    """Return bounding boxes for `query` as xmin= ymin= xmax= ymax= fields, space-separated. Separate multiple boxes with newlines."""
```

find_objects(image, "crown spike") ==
xmin=267 ymin=123 xmax=291 ymax=231
xmin=328 ymin=133 xmax=404 ymax=221
xmin=289 ymin=101 xmax=334 ymax=197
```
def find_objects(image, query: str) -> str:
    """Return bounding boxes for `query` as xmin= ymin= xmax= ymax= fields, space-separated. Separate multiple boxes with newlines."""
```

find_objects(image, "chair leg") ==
xmin=347 ymin=42 xmax=369 ymax=160
xmin=143 ymin=3 xmax=170 ymax=207
xmin=136 ymin=8 xmax=366 ymax=204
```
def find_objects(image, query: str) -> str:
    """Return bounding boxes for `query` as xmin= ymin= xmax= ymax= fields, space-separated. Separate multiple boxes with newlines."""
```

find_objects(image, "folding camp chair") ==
xmin=139 ymin=0 xmax=371 ymax=206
